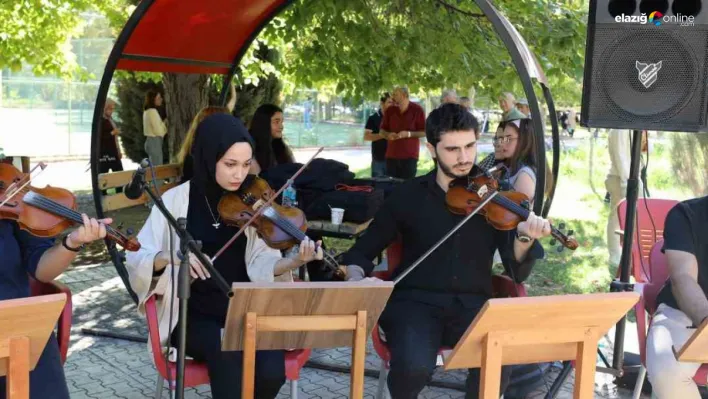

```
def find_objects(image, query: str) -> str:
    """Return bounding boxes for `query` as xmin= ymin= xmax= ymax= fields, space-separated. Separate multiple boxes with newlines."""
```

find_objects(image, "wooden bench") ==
xmin=98 ymin=163 xmax=182 ymax=211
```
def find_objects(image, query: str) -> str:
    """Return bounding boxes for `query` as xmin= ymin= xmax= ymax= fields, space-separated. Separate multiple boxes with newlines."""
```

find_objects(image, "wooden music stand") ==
xmin=222 ymin=281 xmax=393 ymax=398
xmin=0 ymin=294 xmax=66 ymax=399
xmin=443 ymin=292 xmax=639 ymax=399
xmin=677 ymin=317 xmax=708 ymax=363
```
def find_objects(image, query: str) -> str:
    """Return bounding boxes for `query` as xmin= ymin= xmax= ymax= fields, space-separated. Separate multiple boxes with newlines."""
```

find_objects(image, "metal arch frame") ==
xmin=474 ymin=0 xmax=561 ymax=218
xmin=92 ymin=0 xmax=562 ymax=304
xmin=90 ymin=0 xmax=294 ymax=304
xmin=217 ymin=0 xmax=296 ymax=104
xmin=90 ymin=0 xmax=157 ymax=304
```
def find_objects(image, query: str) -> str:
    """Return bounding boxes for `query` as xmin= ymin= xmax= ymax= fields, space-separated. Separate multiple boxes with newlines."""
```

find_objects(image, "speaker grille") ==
xmin=582 ymin=25 xmax=708 ymax=131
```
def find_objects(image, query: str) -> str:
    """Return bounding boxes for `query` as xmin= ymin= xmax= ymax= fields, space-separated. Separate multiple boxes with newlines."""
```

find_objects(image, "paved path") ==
xmin=58 ymin=261 xmax=645 ymax=399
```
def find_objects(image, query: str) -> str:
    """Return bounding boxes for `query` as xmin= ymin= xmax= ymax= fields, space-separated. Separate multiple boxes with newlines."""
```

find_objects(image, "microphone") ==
xmin=124 ymin=159 xmax=150 ymax=200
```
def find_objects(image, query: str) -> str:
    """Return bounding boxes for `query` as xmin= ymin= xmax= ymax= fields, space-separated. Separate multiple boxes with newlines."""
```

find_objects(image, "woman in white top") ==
xmin=142 ymin=91 xmax=167 ymax=166
xmin=125 ymin=114 xmax=322 ymax=398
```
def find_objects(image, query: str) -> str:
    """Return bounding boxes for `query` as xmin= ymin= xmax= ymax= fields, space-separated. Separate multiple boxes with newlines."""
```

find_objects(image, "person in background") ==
xmin=364 ymin=93 xmax=394 ymax=178
xmin=499 ymin=92 xmax=526 ymax=121
xmin=516 ymin=98 xmax=530 ymax=117
xmin=379 ymin=86 xmax=426 ymax=180
xmin=249 ymin=104 xmax=295 ymax=175
xmin=440 ymin=89 xmax=458 ymax=105
xmin=646 ymin=195 xmax=708 ymax=399
xmin=143 ymin=91 xmax=168 ymax=166
xmin=567 ymin=109 xmax=577 ymax=137
xmin=99 ymin=98 xmax=124 ymax=194
xmin=605 ymin=129 xmax=646 ymax=267
xmin=177 ymin=84 xmax=238 ymax=183
xmin=0 ymin=213 xmax=112 ymax=399
xmin=303 ymin=96 xmax=313 ymax=130
xmin=459 ymin=96 xmax=472 ymax=112
xmin=491 ymin=119 xmax=553 ymax=205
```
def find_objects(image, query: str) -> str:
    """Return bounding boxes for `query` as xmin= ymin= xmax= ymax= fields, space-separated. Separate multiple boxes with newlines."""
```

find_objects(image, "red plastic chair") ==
xmin=370 ymin=239 xmax=527 ymax=398
xmin=29 ymin=277 xmax=72 ymax=364
xmin=145 ymin=295 xmax=311 ymax=398
xmin=632 ymin=239 xmax=708 ymax=398
xmin=616 ymin=198 xmax=678 ymax=283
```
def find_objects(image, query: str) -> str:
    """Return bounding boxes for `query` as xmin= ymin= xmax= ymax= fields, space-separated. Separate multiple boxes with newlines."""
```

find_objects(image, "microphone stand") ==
xmin=140 ymin=180 xmax=232 ymax=399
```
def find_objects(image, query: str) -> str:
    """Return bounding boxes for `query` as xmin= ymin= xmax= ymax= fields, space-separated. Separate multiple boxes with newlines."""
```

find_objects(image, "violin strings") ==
xmin=26 ymin=193 xmax=124 ymax=239
xmin=487 ymin=192 xmax=563 ymax=238
xmin=466 ymin=182 xmax=530 ymax=217
xmin=264 ymin=207 xmax=339 ymax=270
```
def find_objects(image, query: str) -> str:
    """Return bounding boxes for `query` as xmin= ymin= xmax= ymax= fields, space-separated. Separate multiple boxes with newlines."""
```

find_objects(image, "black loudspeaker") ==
xmin=581 ymin=0 xmax=708 ymax=132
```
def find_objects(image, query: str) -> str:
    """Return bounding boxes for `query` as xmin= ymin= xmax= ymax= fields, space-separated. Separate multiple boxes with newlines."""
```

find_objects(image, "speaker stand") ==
xmin=545 ymin=129 xmax=644 ymax=398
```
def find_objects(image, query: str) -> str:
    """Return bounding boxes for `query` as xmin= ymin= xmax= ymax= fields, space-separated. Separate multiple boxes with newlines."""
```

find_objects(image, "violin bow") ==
xmin=210 ymin=147 xmax=325 ymax=263
xmin=0 ymin=163 xmax=48 ymax=209
xmin=392 ymin=190 xmax=499 ymax=285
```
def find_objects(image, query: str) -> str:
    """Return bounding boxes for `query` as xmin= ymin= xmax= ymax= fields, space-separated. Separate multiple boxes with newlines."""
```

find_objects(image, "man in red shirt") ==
xmin=380 ymin=86 xmax=426 ymax=179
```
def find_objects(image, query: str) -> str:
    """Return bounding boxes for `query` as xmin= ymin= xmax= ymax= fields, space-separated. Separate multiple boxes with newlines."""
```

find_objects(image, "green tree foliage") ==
xmin=0 ymin=0 xmax=127 ymax=77
xmin=259 ymin=0 xmax=586 ymax=104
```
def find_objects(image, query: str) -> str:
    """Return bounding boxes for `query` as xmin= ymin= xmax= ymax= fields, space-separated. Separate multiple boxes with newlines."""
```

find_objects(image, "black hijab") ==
xmin=187 ymin=114 xmax=260 ymax=317
xmin=187 ymin=113 xmax=254 ymax=246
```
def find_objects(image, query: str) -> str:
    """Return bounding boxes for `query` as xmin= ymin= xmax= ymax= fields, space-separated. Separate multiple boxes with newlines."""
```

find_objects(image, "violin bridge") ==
xmin=252 ymin=199 xmax=265 ymax=211
xmin=476 ymin=185 xmax=489 ymax=197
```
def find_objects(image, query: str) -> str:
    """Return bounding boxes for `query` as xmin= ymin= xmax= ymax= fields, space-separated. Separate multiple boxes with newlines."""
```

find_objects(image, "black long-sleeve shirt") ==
xmin=340 ymin=168 xmax=544 ymax=304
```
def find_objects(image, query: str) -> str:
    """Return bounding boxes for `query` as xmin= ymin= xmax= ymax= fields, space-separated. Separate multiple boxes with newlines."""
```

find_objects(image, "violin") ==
xmin=217 ymin=175 xmax=347 ymax=280
xmin=446 ymin=172 xmax=578 ymax=250
xmin=0 ymin=163 xmax=141 ymax=251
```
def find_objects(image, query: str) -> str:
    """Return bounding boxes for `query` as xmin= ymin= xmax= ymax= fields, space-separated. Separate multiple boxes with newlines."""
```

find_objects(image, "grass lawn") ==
xmin=284 ymin=120 xmax=364 ymax=147
xmin=78 ymin=131 xmax=695 ymax=298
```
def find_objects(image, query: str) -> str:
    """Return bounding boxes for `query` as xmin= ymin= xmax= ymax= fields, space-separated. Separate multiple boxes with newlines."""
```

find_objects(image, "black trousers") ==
xmin=171 ymin=311 xmax=286 ymax=399
xmin=379 ymin=293 xmax=512 ymax=399
xmin=0 ymin=333 xmax=69 ymax=399
xmin=385 ymin=158 xmax=417 ymax=180
xmin=99 ymin=159 xmax=124 ymax=195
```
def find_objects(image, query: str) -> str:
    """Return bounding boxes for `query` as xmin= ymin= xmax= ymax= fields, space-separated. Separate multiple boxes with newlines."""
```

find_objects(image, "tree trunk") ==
xmin=162 ymin=73 xmax=210 ymax=162
xmin=670 ymin=134 xmax=708 ymax=196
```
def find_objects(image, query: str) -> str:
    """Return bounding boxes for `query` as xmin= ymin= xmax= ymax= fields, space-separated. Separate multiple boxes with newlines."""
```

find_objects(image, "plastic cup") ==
xmin=331 ymin=208 xmax=345 ymax=225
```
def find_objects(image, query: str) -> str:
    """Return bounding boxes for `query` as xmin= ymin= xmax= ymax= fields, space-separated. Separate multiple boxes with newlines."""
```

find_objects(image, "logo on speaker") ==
xmin=649 ymin=11 xmax=663 ymax=26
xmin=635 ymin=61 xmax=663 ymax=88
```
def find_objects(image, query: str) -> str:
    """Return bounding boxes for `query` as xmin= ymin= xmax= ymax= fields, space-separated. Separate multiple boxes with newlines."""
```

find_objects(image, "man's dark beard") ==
xmin=436 ymin=153 xmax=472 ymax=179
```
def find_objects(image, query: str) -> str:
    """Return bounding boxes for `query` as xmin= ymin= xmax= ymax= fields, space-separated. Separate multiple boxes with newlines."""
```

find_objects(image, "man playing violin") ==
xmin=340 ymin=103 xmax=552 ymax=398
xmin=0 ymin=210 xmax=111 ymax=399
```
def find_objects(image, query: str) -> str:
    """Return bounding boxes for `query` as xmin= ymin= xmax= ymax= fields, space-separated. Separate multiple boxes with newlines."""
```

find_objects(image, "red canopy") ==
xmin=116 ymin=0 xmax=288 ymax=74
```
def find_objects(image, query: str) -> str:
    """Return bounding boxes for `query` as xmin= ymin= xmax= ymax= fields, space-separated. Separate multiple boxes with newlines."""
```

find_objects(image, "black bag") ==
xmin=260 ymin=159 xmax=355 ymax=192
xmin=302 ymin=185 xmax=384 ymax=223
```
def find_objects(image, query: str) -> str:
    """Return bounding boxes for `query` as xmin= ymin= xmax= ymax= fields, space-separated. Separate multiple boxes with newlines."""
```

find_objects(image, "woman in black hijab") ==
xmin=126 ymin=114 xmax=322 ymax=398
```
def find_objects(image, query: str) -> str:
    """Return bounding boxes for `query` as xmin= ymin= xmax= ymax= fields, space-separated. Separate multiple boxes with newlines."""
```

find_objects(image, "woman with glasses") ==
xmin=481 ymin=118 xmax=552 ymax=205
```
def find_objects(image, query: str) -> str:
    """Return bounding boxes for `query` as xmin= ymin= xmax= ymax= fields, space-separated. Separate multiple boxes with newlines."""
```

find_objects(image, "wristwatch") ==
xmin=515 ymin=231 xmax=533 ymax=243
xmin=62 ymin=235 xmax=85 ymax=252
